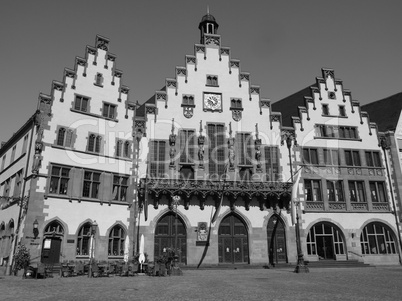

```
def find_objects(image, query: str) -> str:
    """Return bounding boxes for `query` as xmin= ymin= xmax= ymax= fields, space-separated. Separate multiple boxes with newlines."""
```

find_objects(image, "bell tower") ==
xmin=198 ymin=8 xmax=219 ymax=44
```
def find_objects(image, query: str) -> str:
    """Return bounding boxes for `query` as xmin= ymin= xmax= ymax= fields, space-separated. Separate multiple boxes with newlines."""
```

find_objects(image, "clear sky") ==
xmin=1 ymin=0 xmax=401 ymax=143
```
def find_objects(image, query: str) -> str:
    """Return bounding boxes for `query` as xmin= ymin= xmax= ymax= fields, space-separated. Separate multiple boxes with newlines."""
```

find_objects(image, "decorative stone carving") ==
xmin=183 ymin=107 xmax=193 ymax=119
xmin=169 ymin=119 xmax=176 ymax=169
xmin=232 ymin=110 xmax=242 ymax=122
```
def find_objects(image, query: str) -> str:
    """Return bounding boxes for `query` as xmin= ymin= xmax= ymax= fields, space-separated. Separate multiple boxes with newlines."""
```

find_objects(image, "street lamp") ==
xmin=88 ymin=220 xmax=98 ymax=278
xmin=283 ymin=132 xmax=309 ymax=273
xmin=33 ymin=219 xmax=39 ymax=239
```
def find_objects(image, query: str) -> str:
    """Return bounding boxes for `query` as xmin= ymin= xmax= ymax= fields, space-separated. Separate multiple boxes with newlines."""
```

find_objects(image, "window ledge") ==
xmin=70 ymin=108 xmax=118 ymax=123
xmin=314 ymin=137 xmax=362 ymax=141
xmin=93 ymin=83 xmax=104 ymax=88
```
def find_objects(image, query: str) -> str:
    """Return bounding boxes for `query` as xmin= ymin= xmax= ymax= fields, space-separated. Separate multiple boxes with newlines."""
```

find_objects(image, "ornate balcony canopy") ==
xmin=138 ymin=178 xmax=292 ymax=211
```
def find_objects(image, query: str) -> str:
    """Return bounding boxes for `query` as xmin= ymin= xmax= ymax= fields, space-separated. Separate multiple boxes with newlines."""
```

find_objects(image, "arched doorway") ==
xmin=154 ymin=213 xmax=187 ymax=264
xmin=267 ymin=214 xmax=287 ymax=265
xmin=41 ymin=221 xmax=64 ymax=264
xmin=307 ymin=222 xmax=345 ymax=260
xmin=218 ymin=214 xmax=249 ymax=264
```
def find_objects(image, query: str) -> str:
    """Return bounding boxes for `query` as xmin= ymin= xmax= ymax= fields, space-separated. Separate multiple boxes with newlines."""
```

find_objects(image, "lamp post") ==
xmin=283 ymin=132 xmax=309 ymax=273
xmin=88 ymin=220 xmax=98 ymax=278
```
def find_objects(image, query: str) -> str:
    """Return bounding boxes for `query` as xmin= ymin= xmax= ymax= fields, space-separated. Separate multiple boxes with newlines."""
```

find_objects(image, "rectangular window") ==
xmin=113 ymin=175 xmax=128 ymax=202
xmin=303 ymin=148 xmax=319 ymax=165
xmin=1 ymin=155 xmax=6 ymax=172
xmin=207 ymin=124 xmax=226 ymax=178
xmin=305 ymin=179 xmax=322 ymax=202
xmin=22 ymin=134 xmax=29 ymax=154
xmin=322 ymin=104 xmax=329 ymax=115
xmin=323 ymin=149 xmax=339 ymax=166
xmin=149 ymin=141 xmax=166 ymax=178
xmin=10 ymin=146 xmax=16 ymax=162
xmin=206 ymin=75 xmax=218 ymax=86
xmin=339 ymin=106 xmax=346 ymax=117
xmin=327 ymin=180 xmax=344 ymax=202
xmin=102 ymin=103 xmax=116 ymax=119
xmin=179 ymin=130 xmax=195 ymax=164
xmin=74 ymin=95 xmax=89 ymax=112
xmin=230 ymin=99 xmax=242 ymax=109
xmin=365 ymin=151 xmax=382 ymax=167
xmin=349 ymin=181 xmax=366 ymax=203
xmin=182 ymin=95 xmax=194 ymax=106
xmin=318 ymin=125 xmax=358 ymax=139
xmin=237 ymin=133 xmax=253 ymax=166
xmin=49 ymin=166 xmax=71 ymax=195
xmin=370 ymin=182 xmax=387 ymax=203
xmin=345 ymin=150 xmax=361 ymax=166
xmin=82 ymin=171 xmax=101 ymax=198
xmin=13 ymin=170 xmax=23 ymax=197
xmin=264 ymin=146 xmax=279 ymax=181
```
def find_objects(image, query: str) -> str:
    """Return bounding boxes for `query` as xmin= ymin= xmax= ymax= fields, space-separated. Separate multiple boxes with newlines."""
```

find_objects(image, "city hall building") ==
xmin=0 ymin=13 xmax=401 ymax=273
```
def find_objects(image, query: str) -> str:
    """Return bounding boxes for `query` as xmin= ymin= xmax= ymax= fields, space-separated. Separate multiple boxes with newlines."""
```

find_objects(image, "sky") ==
xmin=1 ymin=0 xmax=401 ymax=143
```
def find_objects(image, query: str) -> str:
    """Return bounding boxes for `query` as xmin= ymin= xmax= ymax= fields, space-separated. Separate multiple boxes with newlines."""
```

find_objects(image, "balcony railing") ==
xmin=138 ymin=178 xmax=292 ymax=210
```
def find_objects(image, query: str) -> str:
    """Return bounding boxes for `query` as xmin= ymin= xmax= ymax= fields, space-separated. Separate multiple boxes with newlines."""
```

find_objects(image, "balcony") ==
xmin=138 ymin=178 xmax=292 ymax=211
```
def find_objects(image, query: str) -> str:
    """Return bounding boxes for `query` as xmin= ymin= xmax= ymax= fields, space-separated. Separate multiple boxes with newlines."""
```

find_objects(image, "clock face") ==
xmin=204 ymin=93 xmax=222 ymax=111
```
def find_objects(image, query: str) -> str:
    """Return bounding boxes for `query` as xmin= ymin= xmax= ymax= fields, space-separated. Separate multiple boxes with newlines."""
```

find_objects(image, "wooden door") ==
xmin=41 ymin=238 xmax=61 ymax=264
xmin=267 ymin=215 xmax=287 ymax=264
xmin=218 ymin=214 xmax=249 ymax=264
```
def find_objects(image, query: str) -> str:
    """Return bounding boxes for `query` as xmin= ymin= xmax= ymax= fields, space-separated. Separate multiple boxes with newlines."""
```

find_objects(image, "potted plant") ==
xmin=13 ymin=244 xmax=31 ymax=278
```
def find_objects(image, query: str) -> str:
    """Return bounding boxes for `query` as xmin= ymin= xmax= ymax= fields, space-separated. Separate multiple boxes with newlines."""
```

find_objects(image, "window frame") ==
xmin=108 ymin=225 xmax=126 ymax=257
xmin=76 ymin=223 xmax=92 ymax=256
xmin=74 ymin=95 xmax=89 ymax=112
xmin=365 ymin=151 xmax=382 ymax=167
xmin=304 ymin=179 xmax=323 ymax=202
xmin=348 ymin=181 xmax=366 ymax=203
xmin=326 ymin=180 xmax=344 ymax=202
xmin=322 ymin=104 xmax=329 ymax=116
xmin=206 ymin=75 xmax=218 ymax=86
xmin=360 ymin=222 xmax=396 ymax=255
xmin=102 ymin=102 xmax=117 ymax=119
xmin=87 ymin=133 xmax=103 ymax=154
xmin=56 ymin=126 xmax=74 ymax=148
xmin=49 ymin=165 xmax=71 ymax=195
xmin=303 ymin=148 xmax=319 ymax=166
xmin=236 ymin=132 xmax=253 ymax=166
xmin=112 ymin=175 xmax=129 ymax=202
xmin=263 ymin=146 xmax=279 ymax=181
xmin=344 ymin=150 xmax=361 ymax=166
xmin=149 ymin=140 xmax=167 ymax=178
xmin=82 ymin=170 xmax=101 ymax=199
xmin=369 ymin=181 xmax=387 ymax=203
xmin=179 ymin=129 xmax=196 ymax=164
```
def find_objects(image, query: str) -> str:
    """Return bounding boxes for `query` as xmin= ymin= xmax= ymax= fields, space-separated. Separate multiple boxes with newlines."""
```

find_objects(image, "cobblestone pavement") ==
xmin=0 ymin=266 xmax=401 ymax=301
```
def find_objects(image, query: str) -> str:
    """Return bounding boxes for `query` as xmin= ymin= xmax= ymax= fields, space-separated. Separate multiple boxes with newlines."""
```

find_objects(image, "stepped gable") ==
xmin=38 ymin=34 xmax=131 ymax=115
xmin=361 ymin=92 xmax=402 ymax=132
xmin=137 ymin=13 xmax=272 ymax=125
xmin=272 ymin=68 xmax=376 ymax=135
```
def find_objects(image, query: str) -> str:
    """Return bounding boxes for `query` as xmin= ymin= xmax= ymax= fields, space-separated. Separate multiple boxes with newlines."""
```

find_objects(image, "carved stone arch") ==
xmin=262 ymin=211 xmax=290 ymax=231
xmin=74 ymin=219 xmax=98 ymax=238
xmin=105 ymin=221 xmax=128 ymax=238
xmin=43 ymin=217 xmax=67 ymax=237
xmin=304 ymin=218 xmax=346 ymax=236
xmin=151 ymin=207 xmax=192 ymax=234
xmin=357 ymin=218 xmax=398 ymax=239
xmin=215 ymin=208 xmax=252 ymax=235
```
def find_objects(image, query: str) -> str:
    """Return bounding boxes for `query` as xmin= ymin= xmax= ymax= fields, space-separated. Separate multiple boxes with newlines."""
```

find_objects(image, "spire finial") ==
xmin=207 ymin=5 xmax=209 ymax=15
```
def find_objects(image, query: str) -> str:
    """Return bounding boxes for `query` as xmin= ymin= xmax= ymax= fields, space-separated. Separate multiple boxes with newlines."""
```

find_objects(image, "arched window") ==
xmin=108 ymin=225 xmax=125 ymax=256
xmin=0 ymin=222 xmax=5 ymax=256
xmin=123 ymin=141 xmax=130 ymax=158
xmin=116 ymin=140 xmax=123 ymax=157
xmin=76 ymin=223 xmax=92 ymax=256
xmin=44 ymin=221 xmax=64 ymax=235
xmin=57 ymin=128 xmax=65 ymax=146
xmin=307 ymin=222 xmax=345 ymax=259
xmin=360 ymin=222 xmax=396 ymax=255
xmin=88 ymin=134 xmax=102 ymax=153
